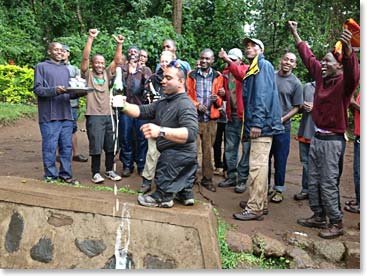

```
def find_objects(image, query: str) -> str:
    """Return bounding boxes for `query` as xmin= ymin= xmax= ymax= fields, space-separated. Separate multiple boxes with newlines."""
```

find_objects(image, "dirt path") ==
xmin=0 ymin=118 xmax=360 ymax=244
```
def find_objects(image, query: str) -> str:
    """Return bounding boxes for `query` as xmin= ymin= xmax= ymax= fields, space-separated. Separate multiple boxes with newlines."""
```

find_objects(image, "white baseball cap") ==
xmin=243 ymin=38 xmax=265 ymax=51
xmin=227 ymin=48 xmax=243 ymax=61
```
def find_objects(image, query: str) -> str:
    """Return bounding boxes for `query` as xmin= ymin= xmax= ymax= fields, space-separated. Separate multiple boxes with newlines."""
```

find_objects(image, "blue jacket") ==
xmin=242 ymin=54 xmax=284 ymax=138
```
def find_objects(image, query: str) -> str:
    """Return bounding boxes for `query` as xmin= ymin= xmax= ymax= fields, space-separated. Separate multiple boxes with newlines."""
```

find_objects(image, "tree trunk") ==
xmin=173 ymin=0 xmax=182 ymax=34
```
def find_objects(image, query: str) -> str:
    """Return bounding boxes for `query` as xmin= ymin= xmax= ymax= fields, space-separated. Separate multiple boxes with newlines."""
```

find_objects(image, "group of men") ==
xmin=34 ymin=20 xmax=359 ymax=239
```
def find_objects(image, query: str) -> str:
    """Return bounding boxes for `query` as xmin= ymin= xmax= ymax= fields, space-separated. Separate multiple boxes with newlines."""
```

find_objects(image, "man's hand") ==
xmin=113 ymin=34 xmax=125 ymax=44
xmin=140 ymin=123 xmax=160 ymax=139
xmin=198 ymin=104 xmax=207 ymax=113
xmin=340 ymin=29 xmax=353 ymax=56
xmin=56 ymin=86 xmax=66 ymax=94
xmin=218 ymin=48 xmax=230 ymax=63
xmin=303 ymin=101 xmax=313 ymax=113
xmin=209 ymin=94 xmax=218 ymax=103
xmin=218 ymin=87 xmax=225 ymax=97
xmin=250 ymin=127 xmax=261 ymax=139
xmin=89 ymin=29 xmax=99 ymax=38
xmin=288 ymin=21 xmax=298 ymax=34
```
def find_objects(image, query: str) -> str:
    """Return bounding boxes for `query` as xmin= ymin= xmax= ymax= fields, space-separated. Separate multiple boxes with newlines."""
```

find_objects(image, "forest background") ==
xmin=0 ymin=0 xmax=360 ymax=112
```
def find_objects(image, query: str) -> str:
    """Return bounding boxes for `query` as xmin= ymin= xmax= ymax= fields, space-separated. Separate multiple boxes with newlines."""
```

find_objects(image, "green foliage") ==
xmin=0 ymin=65 xmax=35 ymax=104
xmin=0 ymin=102 xmax=37 ymax=126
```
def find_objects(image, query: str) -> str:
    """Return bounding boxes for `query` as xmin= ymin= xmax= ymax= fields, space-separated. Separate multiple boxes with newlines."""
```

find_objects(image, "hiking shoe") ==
xmin=270 ymin=191 xmax=283 ymax=203
xmin=92 ymin=173 xmax=104 ymax=184
xmin=175 ymin=193 xmax=195 ymax=206
xmin=218 ymin=178 xmax=237 ymax=188
xmin=137 ymin=194 xmax=174 ymax=208
xmin=200 ymin=177 xmax=216 ymax=192
xmin=233 ymin=209 xmax=264 ymax=221
xmin=59 ymin=177 xmax=80 ymax=185
xmin=319 ymin=223 xmax=344 ymax=239
xmin=121 ymin=168 xmax=132 ymax=177
xmin=139 ymin=177 xmax=152 ymax=194
xmin=294 ymin=192 xmax=309 ymax=201
xmin=239 ymin=201 xmax=268 ymax=215
xmin=297 ymin=215 xmax=328 ymax=229
xmin=234 ymin=181 xmax=247 ymax=193
xmin=105 ymin=170 xmax=122 ymax=181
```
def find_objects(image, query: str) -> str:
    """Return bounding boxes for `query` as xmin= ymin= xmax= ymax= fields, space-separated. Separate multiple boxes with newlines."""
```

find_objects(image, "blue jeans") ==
xmin=354 ymin=137 xmax=360 ymax=206
xmin=39 ymin=120 xmax=73 ymax=180
xmin=224 ymin=117 xmax=250 ymax=181
xmin=71 ymin=107 xmax=79 ymax=134
xmin=118 ymin=113 xmax=148 ymax=172
xmin=268 ymin=130 xmax=290 ymax=192
xmin=299 ymin=141 xmax=310 ymax=194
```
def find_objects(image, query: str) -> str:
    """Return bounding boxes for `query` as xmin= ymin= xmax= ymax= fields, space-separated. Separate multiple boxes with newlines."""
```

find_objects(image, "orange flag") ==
xmin=333 ymin=18 xmax=360 ymax=62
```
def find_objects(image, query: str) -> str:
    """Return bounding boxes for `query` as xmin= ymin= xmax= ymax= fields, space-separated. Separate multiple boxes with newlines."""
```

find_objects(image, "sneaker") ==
xmin=59 ymin=177 xmax=80 ymax=185
xmin=139 ymin=178 xmax=152 ymax=194
xmin=92 ymin=173 xmax=104 ymax=184
xmin=294 ymin=192 xmax=309 ymax=201
xmin=105 ymin=171 xmax=122 ymax=181
xmin=218 ymin=178 xmax=237 ymax=188
xmin=214 ymin=167 xmax=223 ymax=175
xmin=234 ymin=181 xmax=247 ymax=193
xmin=72 ymin=154 xmax=88 ymax=162
xmin=233 ymin=209 xmax=264 ymax=221
xmin=297 ymin=215 xmax=328 ymax=229
xmin=137 ymin=194 xmax=174 ymax=208
xmin=175 ymin=193 xmax=195 ymax=206
xmin=200 ymin=177 xmax=216 ymax=192
xmin=319 ymin=222 xmax=344 ymax=239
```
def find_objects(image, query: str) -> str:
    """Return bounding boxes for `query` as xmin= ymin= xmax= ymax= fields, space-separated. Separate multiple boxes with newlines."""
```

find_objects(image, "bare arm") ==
xmin=281 ymin=106 xmax=300 ymax=123
xmin=288 ymin=21 xmax=302 ymax=45
xmin=109 ymin=34 xmax=124 ymax=74
xmin=80 ymin=29 xmax=99 ymax=76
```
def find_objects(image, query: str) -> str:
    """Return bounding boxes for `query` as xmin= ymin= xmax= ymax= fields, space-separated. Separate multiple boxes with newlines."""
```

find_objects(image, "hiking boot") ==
xmin=218 ymin=178 xmax=237 ymax=188
xmin=92 ymin=173 xmax=104 ymax=184
xmin=234 ymin=180 xmax=247 ymax=193
xmin=139 ymin=178 xmax=152 ymax=194
xmin=200 ymin=177 xmax=216 ymax=192
xmin=137 ymin=193 xmax=174 ymax=208
xmin=297 ymin=215 xmax=328 ymax=229
xmin=319 ymin=222 xmax=344 ymax=239
xmin=175 ymin=193 xmax=195 ymax=206
xmin=105 ymin=170 xmax=122 ymax=181
xmin=233 ymin=209 xmax=264 ymax=221
xmin=121 ymin=167 xmax=132 ymax=177
xmin=294 ymin=192 xmax=309 ymax=201
xmin=239 ymin=201 xmax=268 ymax=215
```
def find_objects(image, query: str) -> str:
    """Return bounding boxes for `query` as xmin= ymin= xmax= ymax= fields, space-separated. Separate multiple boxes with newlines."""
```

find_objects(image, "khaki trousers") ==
xmin=197 ymin=120 xmax=217 ymax=180
xmin=142 ymin=138 xmax=160 ymax=181
xmin=246 ymin=136 xmax=273 ymax=213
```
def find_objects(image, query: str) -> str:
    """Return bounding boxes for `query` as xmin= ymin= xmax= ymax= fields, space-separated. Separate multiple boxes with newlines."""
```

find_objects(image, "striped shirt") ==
xmin=195 ymin=68 xmax=213 ymax=122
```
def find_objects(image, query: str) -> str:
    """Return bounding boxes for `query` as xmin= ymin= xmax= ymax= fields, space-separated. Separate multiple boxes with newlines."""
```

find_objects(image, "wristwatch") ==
xmin=159 ymin=127 xmax=166 ymax=137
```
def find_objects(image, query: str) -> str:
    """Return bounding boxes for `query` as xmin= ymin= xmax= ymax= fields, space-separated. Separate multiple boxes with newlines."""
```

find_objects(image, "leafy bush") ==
xmin=0 ymin=102 xmax=37 ymax=126
xmin=0 ymin=65 xmax=35 ymax=104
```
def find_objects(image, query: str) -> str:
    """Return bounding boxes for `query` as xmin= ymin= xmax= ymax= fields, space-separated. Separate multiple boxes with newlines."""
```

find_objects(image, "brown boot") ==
xmin=319 ymin=222 xmax=344 ymax=239
xmin=297 ymin=215 xmax=328 ymax=229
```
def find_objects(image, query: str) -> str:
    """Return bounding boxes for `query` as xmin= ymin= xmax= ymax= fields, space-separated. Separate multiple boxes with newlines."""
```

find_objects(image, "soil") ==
xmin=0 ymin=117 xmax=360 ymax=245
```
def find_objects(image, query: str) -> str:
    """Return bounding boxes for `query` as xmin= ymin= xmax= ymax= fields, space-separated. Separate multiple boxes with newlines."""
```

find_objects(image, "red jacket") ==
xmin=186 ymin=69 xmax=223 ymax=119
xmin=222 ymin=63 xmax=248 ymax=122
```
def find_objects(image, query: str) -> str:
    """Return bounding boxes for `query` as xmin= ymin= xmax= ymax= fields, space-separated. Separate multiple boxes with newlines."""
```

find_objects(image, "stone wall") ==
xmin=0 ymin=177 xmax=221 ymax=269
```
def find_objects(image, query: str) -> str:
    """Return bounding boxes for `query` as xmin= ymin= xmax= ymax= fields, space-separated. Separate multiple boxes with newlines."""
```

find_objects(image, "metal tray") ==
xmin=66 ymin=87 xmax=94 ymax=94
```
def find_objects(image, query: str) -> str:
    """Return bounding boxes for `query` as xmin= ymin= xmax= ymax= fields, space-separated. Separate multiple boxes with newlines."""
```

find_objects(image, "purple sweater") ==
xmin=296 ymin=42 xmax=359 ymax=133
xmin=33 ymin=60 xmax=72 ymax=123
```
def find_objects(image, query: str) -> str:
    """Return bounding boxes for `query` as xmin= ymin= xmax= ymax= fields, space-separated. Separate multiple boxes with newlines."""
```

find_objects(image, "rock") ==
xmin=226 ymin=230 xmax=252 ymax=254
xmin=313 ymin=240 xmax=345 ymax=263
xmin=47 ymin=212 xmax=73 ymax=227
xmin=317 ymin=261 xmax=337 ymax=269
xmin=252 ymin=233 xmax=286 ymax=257
xmin=143 ymin=253 xmax=176 ymax=269
xmin=283 ymin=231 xmax=314 ymax=251
xmin=30 ymin=237 xmax=54 ymax=263
xmin=286 ymin=246 xmax=316 ymax=269
xmin=5 ymin=212 xmax=24 ymax=253
xmin=344 ymin=241 xmax=360 ymax=268
xmin=75 ymin=239 xmax=106 ymax=258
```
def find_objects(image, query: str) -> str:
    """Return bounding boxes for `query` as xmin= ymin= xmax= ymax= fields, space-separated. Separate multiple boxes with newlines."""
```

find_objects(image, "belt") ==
xmin=315 ymin=131 xmax=337 ymax=137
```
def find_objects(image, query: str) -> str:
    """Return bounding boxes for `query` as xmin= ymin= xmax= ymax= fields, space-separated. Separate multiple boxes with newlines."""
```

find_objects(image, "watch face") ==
xmin=160 ymin=127 xmax=166 ymax=137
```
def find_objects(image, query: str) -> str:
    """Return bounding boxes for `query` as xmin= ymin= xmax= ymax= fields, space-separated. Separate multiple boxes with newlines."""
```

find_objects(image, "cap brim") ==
xmin=228 ymin=54 xmax=239 ymax=60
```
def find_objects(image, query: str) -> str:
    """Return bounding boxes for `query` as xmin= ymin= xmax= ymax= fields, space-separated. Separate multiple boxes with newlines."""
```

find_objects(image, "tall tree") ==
xmin=173 ymin=0 xmax=183 ymax=34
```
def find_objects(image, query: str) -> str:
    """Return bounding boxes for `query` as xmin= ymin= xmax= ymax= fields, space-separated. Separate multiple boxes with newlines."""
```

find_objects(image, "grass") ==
xmin=214 ymin=208 xmax=290 ymax=269
xmin=0 ymin=102 xmax=37 ymax=126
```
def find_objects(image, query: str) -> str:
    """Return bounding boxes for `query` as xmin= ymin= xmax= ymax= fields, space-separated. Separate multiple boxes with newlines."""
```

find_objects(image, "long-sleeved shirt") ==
xmin=296 ymin=42 xmax=360 ymax=133
xmin=33 ymin=60 xmax=72 ymax=123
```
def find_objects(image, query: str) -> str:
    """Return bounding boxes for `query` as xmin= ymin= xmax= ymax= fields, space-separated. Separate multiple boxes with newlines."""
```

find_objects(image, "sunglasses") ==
xmin=168 ymin=60 xmax=180 ymax=68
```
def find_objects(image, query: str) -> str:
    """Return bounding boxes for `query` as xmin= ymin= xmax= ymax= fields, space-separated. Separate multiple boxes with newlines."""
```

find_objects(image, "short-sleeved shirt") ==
xmin=276 ymin=72 xmax=303 ymax=131
xmin=85 ymin=67 xmax=114 ymax=116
